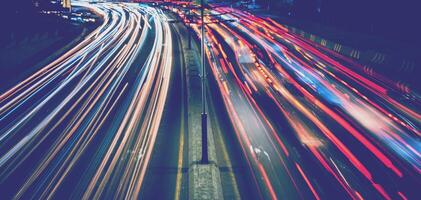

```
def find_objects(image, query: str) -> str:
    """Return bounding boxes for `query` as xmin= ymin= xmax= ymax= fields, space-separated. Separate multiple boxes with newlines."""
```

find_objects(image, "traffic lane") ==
xmin=236 ymin=17 xmax=420 ymax=175
xmin=0 ymin=3 xmax=129 ymax=125
xmin=224 ymin=8 xmax=420 ymax=134
xmin=220 ymin=8 xmax=416 ymax=170
xmin=228 ymin=14 xmax=416 ymax=196
xmin=208 ymin=79 xmax=260 ymax=200
xmin=195 ymin=24 xmax=317 ymax=199
xmin=248 ymin=10 xmax=416 ymax=197
xmin=241 ymin=12 xmax=420 ymax=132
xmin=199 ymin=10 xmax=418 ymax=198
xmin=205 ymin=22 xmax=361 ymax=199
xmin=0 ymin=3 xmax=135 ymax=198
xmin=0 ymin=3 xmax=174 ymax=199
xmin=0 ymin=2 xmax=129 ymax=167
xmin=139 ymin=19 xmax=185 ymax=200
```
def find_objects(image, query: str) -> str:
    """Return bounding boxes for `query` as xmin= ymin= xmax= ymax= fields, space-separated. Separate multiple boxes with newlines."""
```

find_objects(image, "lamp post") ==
xmin=200 ymin=0 xmax=208 ymax=164
xmin=187 ymin=0 xmax=232 ymax=165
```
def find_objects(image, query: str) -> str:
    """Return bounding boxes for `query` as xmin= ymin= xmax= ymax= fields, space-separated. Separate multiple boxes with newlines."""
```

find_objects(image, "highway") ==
xmin=175 ymin=5 xmax=421 ymax=200
xmin=1 ymin=2 xmax=420 ymax=199
xmin=0 ymin=2 xmax=174 ymax=199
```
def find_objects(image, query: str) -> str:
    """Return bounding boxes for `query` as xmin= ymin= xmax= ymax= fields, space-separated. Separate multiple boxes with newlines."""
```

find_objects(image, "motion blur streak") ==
xmin=175 ymin=5 xmax=420 ymax=199
xmin=0 ymin=2 xmax=173 ymax=199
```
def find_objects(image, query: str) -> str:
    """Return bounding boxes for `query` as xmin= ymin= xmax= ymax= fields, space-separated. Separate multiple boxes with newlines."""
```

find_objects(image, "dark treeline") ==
xmin=2 ymin=1 xmax=37 ymax=15
xmin=255 ymin=0 xmax=420 ymax=47
xmin=0 ymin=1 xmax=74 ymax=46
xmin=1 ymin=0 xmax=64 ymax=16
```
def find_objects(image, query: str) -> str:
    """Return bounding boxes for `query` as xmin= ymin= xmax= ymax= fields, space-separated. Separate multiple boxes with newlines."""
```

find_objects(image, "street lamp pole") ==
xmin=200 ymin=0 xmax=208 ymax=164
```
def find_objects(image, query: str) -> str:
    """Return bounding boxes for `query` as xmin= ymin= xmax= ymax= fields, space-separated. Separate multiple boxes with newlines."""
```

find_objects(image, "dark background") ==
xmin=2 ymin=0 xmax=420 ymax=47
xmin=255 ymin=0 xmax=421 ymax=49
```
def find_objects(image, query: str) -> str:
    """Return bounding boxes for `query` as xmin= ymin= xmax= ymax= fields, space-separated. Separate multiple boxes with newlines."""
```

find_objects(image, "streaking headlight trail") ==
xmin=0 ymin=2 xmax=173 ymax=199
xmin=176 ymin=5 xmax=420 ymax=200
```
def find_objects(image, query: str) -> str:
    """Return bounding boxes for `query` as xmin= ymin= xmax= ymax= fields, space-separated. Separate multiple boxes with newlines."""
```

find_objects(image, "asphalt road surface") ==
xmin=175 ymin=5 xmax=420 ymax=200
xmin=0 ymin=2 xmax=174 ymax=199
xmin=0 ymin=2 xmax=420 ymax=200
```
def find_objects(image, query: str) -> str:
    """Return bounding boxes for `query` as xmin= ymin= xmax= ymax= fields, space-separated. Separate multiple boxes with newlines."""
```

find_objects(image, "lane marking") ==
xmin=174 ymin=122 xmax=185 ymax=200
xmin=174 ymin=23 xmax=186 ymax=200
